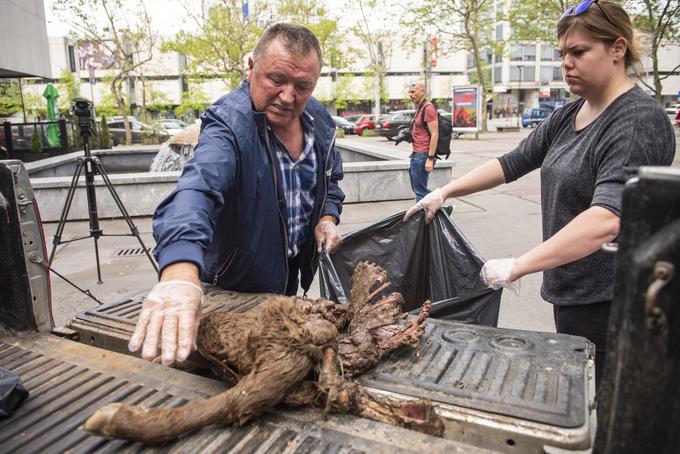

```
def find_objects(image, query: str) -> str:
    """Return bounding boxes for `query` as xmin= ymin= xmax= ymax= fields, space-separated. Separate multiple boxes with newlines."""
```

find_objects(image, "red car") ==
xmin=353 ymin=115 xmax=376 ymax=135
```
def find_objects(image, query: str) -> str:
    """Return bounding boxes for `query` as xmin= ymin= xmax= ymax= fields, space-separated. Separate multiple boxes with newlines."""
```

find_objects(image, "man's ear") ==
xmin=247 ymin=57 xmax=254 ymax=82
xmin=611 ymin=37 xmax=628 ymax=63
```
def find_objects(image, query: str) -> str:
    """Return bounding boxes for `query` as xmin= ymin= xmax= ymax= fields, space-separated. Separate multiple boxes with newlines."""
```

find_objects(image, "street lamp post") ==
xmin=516 ymin=66 xmax=523 ymax=128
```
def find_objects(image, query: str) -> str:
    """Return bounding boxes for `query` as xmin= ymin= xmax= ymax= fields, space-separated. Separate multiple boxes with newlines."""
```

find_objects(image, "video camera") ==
xmin=391 ymin=126 xmax=412 ymax=146
xmin=71 ymin=98 xmax=95 ymax=130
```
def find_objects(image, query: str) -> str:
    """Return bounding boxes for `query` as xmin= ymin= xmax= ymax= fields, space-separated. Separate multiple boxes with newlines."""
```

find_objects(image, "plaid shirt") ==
xmin=270 ymin=113 xmax=317 ymax=258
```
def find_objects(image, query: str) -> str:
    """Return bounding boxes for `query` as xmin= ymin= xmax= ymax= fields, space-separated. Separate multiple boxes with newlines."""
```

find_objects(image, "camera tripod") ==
xmin=48 ymin=99 xmax=158 ymax=284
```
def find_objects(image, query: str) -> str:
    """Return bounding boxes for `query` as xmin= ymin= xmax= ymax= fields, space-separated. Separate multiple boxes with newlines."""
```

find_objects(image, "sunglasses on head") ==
xmin=561 ymin=0 xmax=617 ymax=28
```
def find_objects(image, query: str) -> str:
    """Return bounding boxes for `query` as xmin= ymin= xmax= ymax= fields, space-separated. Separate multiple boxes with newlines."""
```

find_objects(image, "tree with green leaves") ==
xmin=164 ymin=0 xmax=262 ymax=90
xmin=174 ymin=85 xmax=211 ymax=122
xmin=506 ymin=0 xmax=568 ymax=45
xmin=346 ymin=0 xmax=394 ymax=119
xmin=508 ymin=0 xmax=680 ymax=102
xmin=625 ymin=0 xmax=680 ymax=101
xmin=333 ymin=74 xmax=364 ymax=112
xmin=137 ymin=74 xmax=173 ymax=123
xmin=56 ymin=68 xmax=82 ymax=113
xmin=0 ymin=80 xmax=24 ymax=117
xmin=52 ymin=0 xmax=158 ymax=145
xmin=275 ymin=0 xmax=354 ymax=113
xmin=275 ymin=0 xmax=352 ymax=70
xmin=403 ymin=0 xmax=495 ymax=131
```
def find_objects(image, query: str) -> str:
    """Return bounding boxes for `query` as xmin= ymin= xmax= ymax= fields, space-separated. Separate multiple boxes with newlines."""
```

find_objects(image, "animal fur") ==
xmin=84 ymin=262 xmax=442 ymax=443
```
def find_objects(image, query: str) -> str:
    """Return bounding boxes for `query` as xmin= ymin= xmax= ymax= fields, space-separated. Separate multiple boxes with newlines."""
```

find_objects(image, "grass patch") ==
xmin=360 ymin=129 xmax=377 ymax=137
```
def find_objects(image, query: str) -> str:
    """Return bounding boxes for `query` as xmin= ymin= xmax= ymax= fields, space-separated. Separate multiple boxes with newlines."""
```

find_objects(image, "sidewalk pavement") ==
xmin=45 ymin=127 xmax=680 ymax=334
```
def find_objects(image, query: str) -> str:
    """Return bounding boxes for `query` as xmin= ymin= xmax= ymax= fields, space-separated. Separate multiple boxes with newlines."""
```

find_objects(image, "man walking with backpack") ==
xmin=408 ymin=81 xmax=439 ymax=201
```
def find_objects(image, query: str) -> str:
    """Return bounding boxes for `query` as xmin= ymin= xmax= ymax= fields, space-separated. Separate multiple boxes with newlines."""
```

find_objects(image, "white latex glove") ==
xmin=403 ymin=188 xmax=446 ymax=223
xmin=480 ymin=258 xmax=520 ymax=295
xmin=316 ymin=220 xmax=343 ymax=253
xmin=128 ymin=280 xmax=204 ymax=366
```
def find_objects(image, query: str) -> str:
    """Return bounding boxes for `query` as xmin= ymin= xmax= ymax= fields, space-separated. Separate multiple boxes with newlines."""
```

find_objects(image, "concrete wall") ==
xmin=30 ymin=142 xmax=454 ymax=221
xmin=0 ymin=0 xmax=51 ymax=78
xmin=26 ymin=149 xmax=158 ymax=178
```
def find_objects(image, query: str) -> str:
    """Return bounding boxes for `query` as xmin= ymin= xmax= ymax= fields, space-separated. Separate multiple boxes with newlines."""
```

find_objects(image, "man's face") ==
xmin=247 ymin=39 xmax=321 ymax=131
xmin=408 ymin=84 xmax=425 ymax=104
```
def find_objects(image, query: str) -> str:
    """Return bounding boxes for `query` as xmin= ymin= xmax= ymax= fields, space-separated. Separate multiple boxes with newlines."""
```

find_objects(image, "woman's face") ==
xmin=559 ymin=28 xmax=626 ymax=98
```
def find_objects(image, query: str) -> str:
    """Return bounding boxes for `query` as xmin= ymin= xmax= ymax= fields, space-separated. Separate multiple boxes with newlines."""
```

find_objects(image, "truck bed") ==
xmin=60 ymin=288 xmax=594 ymax=453
xmin=0 ymin=331 xmax=485 ymax=454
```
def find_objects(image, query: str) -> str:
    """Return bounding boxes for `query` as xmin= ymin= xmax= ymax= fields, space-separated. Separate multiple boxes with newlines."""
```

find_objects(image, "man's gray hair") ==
xmin=252 ymin=23 xmax=323 ymax=70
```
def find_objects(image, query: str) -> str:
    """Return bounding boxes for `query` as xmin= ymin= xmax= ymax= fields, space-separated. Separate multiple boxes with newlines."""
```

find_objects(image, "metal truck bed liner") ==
xmin=0 ymin=332 xmax=484 ymax=454
xmin=64 ymin=290 xmax=594 ymax=452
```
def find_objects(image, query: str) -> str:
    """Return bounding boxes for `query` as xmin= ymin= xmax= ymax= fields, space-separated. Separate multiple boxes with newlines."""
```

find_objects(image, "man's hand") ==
xmin=128 ymin=280 xmax=203 ymax=366
xmin=425 ymin=157 xmax=434 ymax=173
xmin=403 ymin=188 xmax=445 ymax=223
xmin=315 ymin=218 xmax=342 ymax=253
xmin=480 ymin=258 xmax=520 ymax=294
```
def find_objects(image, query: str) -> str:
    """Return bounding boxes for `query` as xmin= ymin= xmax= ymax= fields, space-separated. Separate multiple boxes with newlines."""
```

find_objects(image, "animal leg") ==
xmin=318 ymin=346 xmax=444 ymax=437
xmin=84 ymin=353 xmax=312 ymax=444
xmin=375 ymin=300 xmax=431 ymax=355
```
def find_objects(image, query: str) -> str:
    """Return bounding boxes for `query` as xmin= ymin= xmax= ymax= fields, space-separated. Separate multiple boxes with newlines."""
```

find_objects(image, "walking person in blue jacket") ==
xmin=128 ymin=24 xmax=345 ymax=366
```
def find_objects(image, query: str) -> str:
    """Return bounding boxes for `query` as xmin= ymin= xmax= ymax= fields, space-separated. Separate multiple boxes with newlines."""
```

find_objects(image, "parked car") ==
xmin=343 ymin=114 xmax=365 ymax=123
xmin=331 ymin=116 xmax=356 ymax=135
xmin=665 ymin=104 xmax=680 ymax=125
xmin=521 ymin=107 xmax=552 ymax=128
xmin=107 ymin=118 xmax=170 ymax=145
xmin=353 ymin=115 xmax=377 ymax=135
xmin=374 ymin=110 xmax=415 ymax=139
xmin=153 ymin=119 xmax=186 ymax=135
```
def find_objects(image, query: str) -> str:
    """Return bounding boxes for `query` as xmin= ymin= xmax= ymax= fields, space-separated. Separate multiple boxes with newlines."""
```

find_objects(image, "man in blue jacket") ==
xmin=128 ymin=24 xmax=345 ymax=366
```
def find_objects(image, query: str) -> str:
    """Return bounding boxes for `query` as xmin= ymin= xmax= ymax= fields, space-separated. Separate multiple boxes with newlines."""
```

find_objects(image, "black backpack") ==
xmin=419 ymin=102 xmax=452 ymax=159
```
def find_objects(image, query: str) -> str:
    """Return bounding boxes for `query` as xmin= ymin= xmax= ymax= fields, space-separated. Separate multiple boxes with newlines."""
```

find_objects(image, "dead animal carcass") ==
xmin=83 ymin=262 xmax=443 ymax=444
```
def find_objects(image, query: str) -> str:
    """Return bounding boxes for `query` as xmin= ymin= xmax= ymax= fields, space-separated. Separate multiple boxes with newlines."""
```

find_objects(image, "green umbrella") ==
xmin=43 ymin=84 xmax=61 ymax=148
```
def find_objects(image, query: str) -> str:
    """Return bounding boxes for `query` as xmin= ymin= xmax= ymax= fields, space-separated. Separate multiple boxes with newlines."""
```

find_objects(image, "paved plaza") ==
xmin=44 ymin=126 xmax=680 ymax=334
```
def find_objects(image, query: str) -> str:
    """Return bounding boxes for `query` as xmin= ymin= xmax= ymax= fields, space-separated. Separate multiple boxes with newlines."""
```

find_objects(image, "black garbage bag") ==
xmin=319 ymin=209 xmax=501 ymax=326
xmin=0 ymin=367 xmax=28 ymax=417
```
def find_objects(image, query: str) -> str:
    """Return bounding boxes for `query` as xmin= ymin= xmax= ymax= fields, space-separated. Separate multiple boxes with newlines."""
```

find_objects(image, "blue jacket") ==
xmin=152 ymin=82 xmax=345 ymax=294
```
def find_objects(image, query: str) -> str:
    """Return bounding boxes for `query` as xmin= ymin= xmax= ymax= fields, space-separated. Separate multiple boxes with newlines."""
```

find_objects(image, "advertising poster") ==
xmin=452 ymin=86 xmax=481 ymax=132
xmin=78 ymin=41 xmax=117 ymax=71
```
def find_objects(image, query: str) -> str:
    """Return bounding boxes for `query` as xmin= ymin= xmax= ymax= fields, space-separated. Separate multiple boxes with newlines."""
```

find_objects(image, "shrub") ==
xmin=100 ymin=116 xmax=112 ymax=149
xmin=30 ymin=128 xmax=43 ymax=153
xmin=360 ymin=129 xmax=377 ymax=137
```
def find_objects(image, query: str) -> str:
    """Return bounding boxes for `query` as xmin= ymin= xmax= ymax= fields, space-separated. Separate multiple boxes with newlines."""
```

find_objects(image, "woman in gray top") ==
xmin=404 ymin=0 xmax=675 ymax=388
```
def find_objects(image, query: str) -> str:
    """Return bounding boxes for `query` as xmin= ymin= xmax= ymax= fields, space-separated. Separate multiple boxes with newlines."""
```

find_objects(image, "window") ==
xmin=540 ymin=66 xmax=563 ymax=81
xmin=510 ymin=66 xmax=535 ymax=81
xmin=541 ymin=45 xmax=560 ymax=61
xmin=510 ymin=45 xmax=536 ymax=61
xmin=510 ymin=45 xmax=522 ymax=61
xmin=494 ymin=66 xmax=502 ymax=83
xmin=496 ymin=24 xmax=504 ymax=41
xmin=554 ymin=67 xmax=563 ymax=80
xmin=68 ymin=45 xmax=77 ymax=72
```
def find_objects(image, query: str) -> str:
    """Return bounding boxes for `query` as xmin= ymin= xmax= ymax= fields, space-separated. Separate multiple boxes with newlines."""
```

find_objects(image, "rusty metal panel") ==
xmin=0 ymin=333 xmax=485 ymax=454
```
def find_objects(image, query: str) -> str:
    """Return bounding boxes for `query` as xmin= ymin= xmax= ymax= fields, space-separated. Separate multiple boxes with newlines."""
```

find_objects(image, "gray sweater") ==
xmin=499 ymin=85 xmax=675 ymax=305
